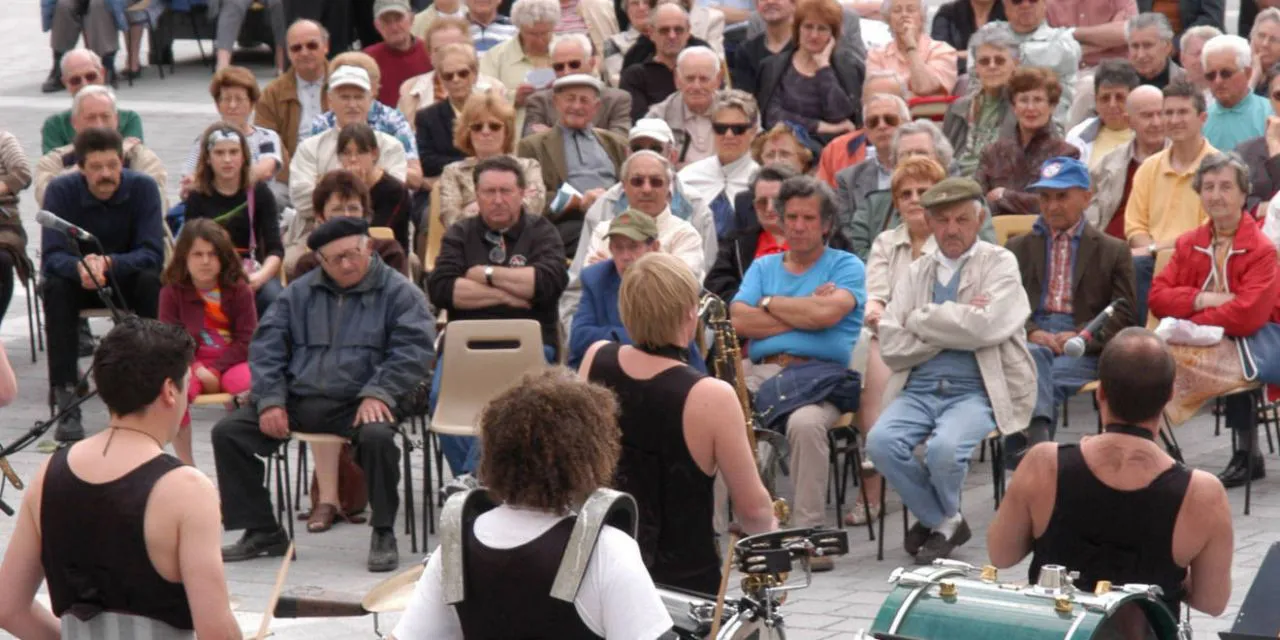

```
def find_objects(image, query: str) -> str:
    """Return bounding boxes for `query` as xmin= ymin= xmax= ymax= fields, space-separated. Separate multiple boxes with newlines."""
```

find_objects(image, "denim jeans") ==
xmin=1133 ymin=255 xmax=1155 ymax=327
xmin=432 ymin=344 xmax=557 ymax=476
xmin=1028 ymin=312 xmax=1100 ymax=433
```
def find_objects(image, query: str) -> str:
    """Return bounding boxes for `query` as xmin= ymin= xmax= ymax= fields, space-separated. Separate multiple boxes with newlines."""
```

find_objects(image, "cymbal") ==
xmin=361 ymin=563 xmax=426 ymax=613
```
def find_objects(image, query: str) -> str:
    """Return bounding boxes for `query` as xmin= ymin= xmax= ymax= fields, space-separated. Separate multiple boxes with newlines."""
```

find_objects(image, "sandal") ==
xmin=843 ymin=500 xmax=882 ymax=526
xmin=306 ymin=503 xmax=341 ymax=533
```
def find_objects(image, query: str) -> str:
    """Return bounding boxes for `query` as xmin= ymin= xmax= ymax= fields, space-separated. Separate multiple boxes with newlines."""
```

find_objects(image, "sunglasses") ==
xmin=66 ymin=71 xmax=100 ymax=87
xmin=897 ymin=187 xmax=929 ymax=200
xmin=976 ymin=55 xmax=1008 ymax=67
xmin=1009 ymin=0 xmax=1039 ymax=4
xmin=288 ymin=40 xmax=322 ymax=54
xmin=867 ymin=114 xmax=901 ymax=128
xmin=470 ymin=121 xmax=504 ymax=133
xmin=628 ymin=175 xmax=667 ymax=188
xmin=1204 ymin=68 xmax=1236 ymax=82
xmin=552 ymin=60 xmax=584 ymax=73
xmin=441 ymin=68 xmax=472 ymax=82
xmin=712 ymin=122 xmax=751 ymax=135
xmin=657 ymin=25 xmax=688 ymax=36
xmin=630 ymin=142 xmax=665 ymax=153
xmin=483 ymin=231 xmax=507 ymax=264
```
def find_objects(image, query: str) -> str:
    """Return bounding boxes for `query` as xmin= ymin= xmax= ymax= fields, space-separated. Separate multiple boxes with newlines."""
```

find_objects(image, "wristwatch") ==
xmin=484 ymin=266 xmax=495 ymax=287
xmin=761 ymin=296 xmax=774 ymax=314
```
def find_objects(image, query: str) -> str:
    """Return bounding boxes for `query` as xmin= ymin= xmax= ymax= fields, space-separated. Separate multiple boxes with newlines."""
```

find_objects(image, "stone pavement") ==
xmin=0 ymin=1 xmax=1270 ymax=638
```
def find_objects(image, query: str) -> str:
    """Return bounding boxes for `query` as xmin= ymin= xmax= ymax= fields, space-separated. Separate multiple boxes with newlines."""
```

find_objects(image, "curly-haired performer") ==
xmin=392 ymin=369 xmax=674 ymax=639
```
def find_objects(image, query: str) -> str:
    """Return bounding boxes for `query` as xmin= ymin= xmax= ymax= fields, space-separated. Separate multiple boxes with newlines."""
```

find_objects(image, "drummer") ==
xmin=987 ymin=327 xmax=1233 ymax=616
xmin=391 ymin=369 xmax=674 ymax=639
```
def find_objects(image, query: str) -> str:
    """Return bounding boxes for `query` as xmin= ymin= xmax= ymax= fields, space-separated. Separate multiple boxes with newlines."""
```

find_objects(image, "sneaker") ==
xmin=904 ymin=521 xmax=931 ymax=556
xmin=914 ymin=518 xmax=972 ymax=565
xmin=843 ymin=500 xmax=882 ymax=526
xmin=439 ymin=473 xmax=479 ymax=504
xmin=52 ymin=385 xmax=84 ymax=443
xmin=1219 ymin=453 xmax=1265 ymax=489
xmin=222 ymin=527 xmax=290 ymax=562
xmin=368 ymin=528 xmax=399 ymax=572
xmin=41 ymin=67 xmax=63 ymax=93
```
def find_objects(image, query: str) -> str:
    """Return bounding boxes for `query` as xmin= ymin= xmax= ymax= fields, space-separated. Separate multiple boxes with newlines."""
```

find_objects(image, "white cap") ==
xmin=552 ymin=73 xmax=603 ymax=94
xmin=629 ymin=118 xmax=674 ymax=146
xmin=328 ymin=65 xmax=371 ymax=93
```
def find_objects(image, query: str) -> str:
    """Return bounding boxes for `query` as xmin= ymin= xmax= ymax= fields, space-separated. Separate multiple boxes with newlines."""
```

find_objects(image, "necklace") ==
xmin=635 ymin=343 xmax=690 ymax=363
xmin=102 ymin=425 xmax=165 ymax=456
xmin=1101 ymin=422 xmax=1156 ymax=441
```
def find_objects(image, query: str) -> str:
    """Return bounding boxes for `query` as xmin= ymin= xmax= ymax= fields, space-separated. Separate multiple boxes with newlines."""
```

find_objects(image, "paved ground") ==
xmin=0 ymin=1 xmax=1269 ymax=638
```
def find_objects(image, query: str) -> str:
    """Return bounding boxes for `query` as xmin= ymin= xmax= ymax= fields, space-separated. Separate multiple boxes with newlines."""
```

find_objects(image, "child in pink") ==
xmin=159 ymin=220 xmax=259 ymax=465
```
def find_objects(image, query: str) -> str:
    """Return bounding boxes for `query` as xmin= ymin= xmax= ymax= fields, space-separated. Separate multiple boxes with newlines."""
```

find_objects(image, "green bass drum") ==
xmin=869 ymin=562 xmax=1185 ymax=640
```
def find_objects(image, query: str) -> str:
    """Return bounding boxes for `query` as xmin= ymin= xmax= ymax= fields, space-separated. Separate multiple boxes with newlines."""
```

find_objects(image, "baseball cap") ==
xmin=1028 ymin=157 xmax=1091 ymax=191
xmin=552 ymin=73 xmax=603 ymax=94
xmin=373 ymin=0 xmax=412 ymax=17
xmin=629 ymin=118 xmax=674 ymax=146
xmin=328 ymin=65 xmax=371 ymax=93
xmin=605 ymin=209 xmax=659 ymax=242
xmin=921 ymin=177 xmax=984 ymax=210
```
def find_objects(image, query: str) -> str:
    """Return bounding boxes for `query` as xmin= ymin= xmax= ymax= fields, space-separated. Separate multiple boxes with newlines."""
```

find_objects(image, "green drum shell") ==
xmin=870 ymin=567 xmax=1180 ymax=640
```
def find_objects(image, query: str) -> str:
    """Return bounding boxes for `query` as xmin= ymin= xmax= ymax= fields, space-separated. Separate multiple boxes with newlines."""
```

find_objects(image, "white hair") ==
xmin=1180 ymin=25 xmax=1223 ymax=53
xmin=551 ymin=33 xmax=594 ymax=57
xmin=879 ymin=0 xmax=925 ymax=20
xmin=862 ymin=70 xmax=908 ymax=100
xmin=1124 ymin=12 xmax=1174 ymax=43
xmin=891 ymin=119 xmax=953 ymax=169
xmin=71 ymin=84 xmax=118 ymax=118
xmin=622 ymin=150 xmax=677 ymax=194
xmin=1253 ymin=8 xmax=1280 ymax=37
xmin=60 ymin=49 xmax=103 ymax=76
xmin=510 ymin=0 xmax=560 ymax=28
xmin=1202 ymin=34 xmax=1252 ymax=70
xmin=676 ymin=45 xmax=719 ymax=71
xmin=864 ymin=93 xmax=911 ymax=122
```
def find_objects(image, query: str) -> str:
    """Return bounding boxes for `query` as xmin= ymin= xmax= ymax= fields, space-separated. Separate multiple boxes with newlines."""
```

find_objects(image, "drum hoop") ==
xmin=1063 ymin=609 xmax=1088 ymax=640
xmin=888 ymin=567 xmax=966 ymax=633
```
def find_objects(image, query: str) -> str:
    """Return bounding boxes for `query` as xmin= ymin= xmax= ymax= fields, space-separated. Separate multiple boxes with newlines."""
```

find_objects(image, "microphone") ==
xmin=36 ymin=210 xmax=95 ymax=242
xmin=1063 ymin=299 xmax=1126 ymax=358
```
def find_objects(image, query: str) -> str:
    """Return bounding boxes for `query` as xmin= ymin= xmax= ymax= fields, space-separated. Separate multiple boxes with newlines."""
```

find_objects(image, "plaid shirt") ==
xmin=1042 ymin=217 xmax=1086 ymax=314
xmin=305 ymin=101 xmax=419 ymax=160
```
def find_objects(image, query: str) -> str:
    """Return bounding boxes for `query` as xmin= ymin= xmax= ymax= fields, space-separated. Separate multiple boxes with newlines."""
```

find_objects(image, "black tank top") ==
xmin=40 ymin=446 xmax=193 ymax=630
xmin=1030 ymin=444 xmax=1191 ymax=612
xmin=455 ymin=515 xmax=603 ymax=639
xmin=587 ymin=342 xmax=720 ymax=594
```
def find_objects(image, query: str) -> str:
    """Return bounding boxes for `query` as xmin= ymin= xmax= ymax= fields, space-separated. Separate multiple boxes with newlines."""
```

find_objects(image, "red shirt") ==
xmin=364 ymin=38 xmax=432 ymax=107
xmin=755 ymin=230 xmax=788 ymax=258
xmin=1105 ymin=159 xmax=1140 ymax=240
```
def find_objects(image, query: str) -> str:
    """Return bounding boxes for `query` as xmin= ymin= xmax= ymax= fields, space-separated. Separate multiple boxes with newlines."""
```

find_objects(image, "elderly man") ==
xmin=1068 ymin=13 xmax=1182 ymax=128
xmin=41 ymin=128 xmax=166 ymax=443
xmin=831 ymin=93 xmax=909 ymax=231
xmin=1180 ymin=25 xmax=1224 ymax=93
xmin=287 ymin=65 xmax=408 ymax=272
xmin=215 ymin=217 xmax=432 ymax=573
xmin=365 ymin=0 xmax=432 ymax=107
xmin=1006 ymin=157 xmax=1136 ymax=468
xmin=730 ymin=176 xmax=864 ymax=561
xmin=620 ymin=3 xmax=697 ymax=121
xmin=988 ymin=327 xmax=1233 ymax=618
xmin=40 ymin=0 xmax=123 ymax=93
xmin=1202 ymin=35 xmax=1272 ymax=152
xmin=1086 ymin=85 xmax=1169 ymax=238
xmin=468 ymin=0 xmax=518 ymax=52
xmin=41 ymin=50 xmax=143 ymax=154
xmin=478 ymin=0 xmax=558 ymax=115
xmin=646 ymin=46 xmax=725 ymax=167
xmin=1047 ymin=0 xmax=1138 ymax=68
xmin=35 ymin=85 xmax=166 ymax=209
xmin=524 ymin=34 xmax=632 ymax=137
xmin=518 ymin=74 xmax=629 ymax=251
xmin=426 ymin=156 xmax=569 ymax=485
xmin=256 ymin=19 xmax=331 ymax=205
xmin=815 ymin=71 xmax=908 ymax=187
xmin=867 ymin=176 xmax=1036 ymax=564
xmin=1067 ymin=60 xmax=1142 ymax=167
xmin=986 ymin=0 xmax=1082 ymax=125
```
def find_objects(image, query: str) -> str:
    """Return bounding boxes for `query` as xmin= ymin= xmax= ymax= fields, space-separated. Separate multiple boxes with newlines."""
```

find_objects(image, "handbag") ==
xmin=1240 ymin=322 xmax=1280 ymax=385
xmin=753 ymin=360 xmax=861 ymax=431
xmin=306 ymin=444 xmax=369 ymax=520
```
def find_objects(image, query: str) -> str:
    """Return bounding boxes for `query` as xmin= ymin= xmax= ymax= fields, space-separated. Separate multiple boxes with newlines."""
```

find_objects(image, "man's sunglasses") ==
xmin=1204 ymin=68 xmax=1237 ymax=82
xmin=630 ymin=142 xmax=665 ymax=153
xmin=288 ymin=41 xmax=323 ymax=54
xmin=552 ymin=60 xmax=584 ymax=73
xmin=712 ymin=122 xmax=751 ymax=135
xmin=867 ymin=115 xmax=901 ymax=128
xmin=628 ymin=175 xmax=667 ymax=188
xmin=66 ymin=71 xmax=100 ymax=87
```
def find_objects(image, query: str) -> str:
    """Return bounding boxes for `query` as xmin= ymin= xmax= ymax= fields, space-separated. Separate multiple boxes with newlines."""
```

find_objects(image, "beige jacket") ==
xmin=878 ymin=240 xmax=1036 ymax=435
xmin=438 ymin=155 xmax=546 ymax=227
xmin=286 ymin=128 xmax=407 ymax=247
xmin=36 ymin=142 xmax=169 ymax=211
xmin=1083 ymin=138 xmax=1168 ymax=233
xmin=689 ymin=5 xmax=726 ymax=56
xmin=865 ymin=223 xmax=936 ymax=306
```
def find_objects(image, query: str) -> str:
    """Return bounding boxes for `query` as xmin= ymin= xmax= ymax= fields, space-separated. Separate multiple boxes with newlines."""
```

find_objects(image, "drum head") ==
xmin=361 ymin=563 xmax=426 ymax=613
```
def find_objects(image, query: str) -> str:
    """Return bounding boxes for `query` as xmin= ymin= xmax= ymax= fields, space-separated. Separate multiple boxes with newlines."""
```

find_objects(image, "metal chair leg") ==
xmin=401 ymin=429 xmax=418 ymax=554
xmin=25 ymin=278 xmax=36 ymax=363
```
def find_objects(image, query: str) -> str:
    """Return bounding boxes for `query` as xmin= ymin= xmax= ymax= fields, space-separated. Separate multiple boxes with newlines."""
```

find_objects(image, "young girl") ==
xmin=159 ymin=220 xmax=258 ymax=465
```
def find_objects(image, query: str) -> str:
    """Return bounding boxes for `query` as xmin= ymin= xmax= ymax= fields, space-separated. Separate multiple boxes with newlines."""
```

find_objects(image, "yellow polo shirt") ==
xmin=1123 ymin=139 xmax=1216 ymax=245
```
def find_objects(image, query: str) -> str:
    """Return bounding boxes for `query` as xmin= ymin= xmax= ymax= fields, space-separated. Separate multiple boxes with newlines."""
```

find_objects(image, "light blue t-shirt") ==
xmin=733 ymin=248 xmax=866 ymax=365
xmin=1205 ymin=92 xmax=1272 ymax=153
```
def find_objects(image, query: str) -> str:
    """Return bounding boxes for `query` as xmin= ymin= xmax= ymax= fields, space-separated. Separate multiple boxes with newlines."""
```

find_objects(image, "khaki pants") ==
xmin=51 ymin=0 xmax=119 ymax=55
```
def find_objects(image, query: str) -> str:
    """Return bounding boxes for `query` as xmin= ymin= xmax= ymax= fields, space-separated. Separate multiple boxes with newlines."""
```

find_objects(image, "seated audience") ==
xmin=254 ymin=19 xmax=332 ymax=208
xmin=399 ymin=18 xmax=505 ymax=124
xmin=1085 ymin=85 xmax=1168 ymax=239
xmin=945 ymin=22 xmax=1020 ymax=177
xmin=604 ymin=0 xmax=653 ymax=84
xmin=757 ymin=0 xmax=863 ymax=141
xmin=1149 ymin=152 xmax=1280 ymax=488
xmin=0 ymin=132 xmax=31 ymax=330
xmin=338 ymin=123 xmax=415 ymax=255
xmin=982 ymin=0 xmax=1081 ymax=125
xmin=816 ymin=71 xmax=908 ymax=186
xmin=679 ymin=90 xmax=761 ymax=241
xmin=441 ymin=93 xmax=547 ymax=228
xmin=426 ymin=156 xmax=569 ymax=483
xmin=1066 ymin=60 xmax=1141 ymax=168
xmin=706 ymin=164 xmax=803 ymax=302
xmin=930 ymin=0 xmax=1006 ymax=73
xmin=675 ymin=0 xmax=725 ymax=55
xmin=620 ymin=3 xmax=701 ymax=121
xmin=1237 ymin=62 xmax=1280 ymax=211
xmin=41 ymin=49 xmax=144 ymax=154
xmin=477 ymin=0 xmax=559 ymax=120
xmin=1251 ymin=9 xmax=1280 ymax=94
xmin=867 ymin=176 xmax=1035 ymax=564
xmin=216 ymin=216 xmax=433 ymax=572
xmin=645 ymin=46 xmax=725 ymax=166
xmin=1202 ymin=34 xmax=1271 ymax=153
xmin=732 ymin=0 xmax=796 ymax=94
xmin=752 ymin=123 xmax=817 ymax=174
xmin=214 ymin=0 xmax=286 ymax=74
xmin=294 ymin=170 xmax=409 ymax=279
xmin=1069 ymin=13 xmax=1184 ymax=127
xmin=416 ymin=43 xmax=483 ymax=182
xmin=976 ymin=66 xmax=1080 ymax=216
xmin=42 ymin=128 xmax=166 ymax=443
xmin=525 ymin=33 xmax=632 ymax=137
xmin=867 ymin=0 xmax=959 ymax=98
xmin=365 ymin=0 xmax=432 ymax=108
xmin=743 ymin=0 xmax=867 ymax=62
xmin=833 ymin=94 xmax=909 ymax=230
xmin=1045 ymin=0 xmax=1135 ymax=68
xmin=468 ymin=0 xmax=519 ymax=53
xmin=1006 ymin=157 xmax=1136 ymax=467
xmin=1181 ymin=25 xmax=1224 ymax=94
xmin=987 ymin=327 xmax=1233 ymax=619
xmin=410 ymin=0 xmax=467 ymax=41
xmin=40 ymin=2 xmax=126 ymax=92
xmin=181 ymin=67 xmax=284 ymax=199
xmin=184 ymin=123 xmax=285 ymax=315
xmin=159 ymin=220 xmax=257 ymax=466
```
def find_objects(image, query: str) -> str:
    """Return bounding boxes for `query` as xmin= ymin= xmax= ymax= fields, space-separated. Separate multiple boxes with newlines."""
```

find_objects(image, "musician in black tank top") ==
xmin=579 ymin=253 xmax=777 ymax=595
xmin=0 ymin=319 xmax=240 ymax=639
xmin=987 ymin=328 xmax=1234 ymax=617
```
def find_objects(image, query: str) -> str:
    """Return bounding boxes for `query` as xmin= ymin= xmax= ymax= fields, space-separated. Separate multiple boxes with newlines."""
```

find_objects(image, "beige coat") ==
xmin=36 ymin=142 xmax=169 ymax=211
xmin=878 ymin=240 xmax=1036 ymax=435
xmin=865 ymin=223 xmax=936 ymax=306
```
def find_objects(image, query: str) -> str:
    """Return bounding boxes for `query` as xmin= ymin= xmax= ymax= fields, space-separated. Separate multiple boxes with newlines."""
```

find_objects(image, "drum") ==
xmin=871 ymin=563 xmax=1182 ymax=640
xmin=658 ymin=586 xmax=785 ymax=640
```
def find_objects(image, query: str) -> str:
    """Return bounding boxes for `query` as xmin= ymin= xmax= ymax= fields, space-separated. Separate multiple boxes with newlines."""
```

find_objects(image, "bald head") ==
xmin=60 ymin=50 xmax=105 ymax=97
xmin=863 ymin=70 xmax=908 ymax=100
xmin=1098 ymin=327 xmax=1175 ymax=425
xmin=1126 ymin=84 xmax=1167 ymax=150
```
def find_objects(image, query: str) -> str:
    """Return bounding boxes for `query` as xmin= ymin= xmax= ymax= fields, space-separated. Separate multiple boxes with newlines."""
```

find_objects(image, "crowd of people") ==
xmin=2 ymin=0 xmax=1279 ymax=636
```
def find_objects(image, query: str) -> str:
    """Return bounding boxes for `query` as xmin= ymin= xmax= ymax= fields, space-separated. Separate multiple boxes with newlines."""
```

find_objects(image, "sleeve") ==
xmin=704 ymin=8 xmax=725 ymax=56
xmin=528 ymin=219 xmax=570 ymax=306
xmin=816 ymin=65 xmax=858 ymax=124
xmin=619 ymin=66 xmax=651 ymax=122
xmin=1094 ymin=244 xmax=1136 ymax=353
xmin=40 ymin=114 xmax=64 ymax=155
xmin=419 ymin=115 xmax=463 ymax=177
xmin=1122 ymin=158 xmax=1153 ymax=240
xmin=390 ymin=547 xmax=463 ymax=640
xmin=875 ymin=270 xmax=942 ymax=371
xmin=379 ymin=136 xmax=409 ymax=181
xmin=257 ymin=128 xmax=285 ymax=174
xmin=668 ymin=225 xmax=708 ymax=282
xmin=704 ymin=238 xmax=743 ymax=301
xmin=135 ymin=148 xmax=170 ymax=211
xmin=360 ymin=284 xmax=435 ymax=410
xmin=1190 ymin=0 xmax=1224 ymax=29
xmin=832 ymin=252 xmax=866 ymax=309
xmin=732 ymin=42 xmax=759 ymax=95
xmin=1189 ymin=243 xmax=1280 ymax=337
xmin=425 ymin=223 xmax=470 ymax=310
xmin=929 ymin=6 xmax=957 ymax=48
xmin=249 ymin=287 xmax=293 ymax=411
xmin=905 ymin=250 xmax=1032 ymax=349
xmin=387 ymin=109 xmax=419 ymax=160
xmin=254 ymin=89 xmax=285 ymax=142
xmin=289 ymin=138 xmax=320 ymax=223
xmin=732 ymin=258 xmax=765 ymax=307
xmin=438 ymin=164 xmax=466 ymax=228
xmin=925 ymin=41 xmax=959 ymax=94
xmin=594 ymin=529 xmax=675 ymax=640
xmin=864 ymin=235 xmax=892 ymax=304
xmin=39 ymin=182 xmax=81 ymax=280
xmin=848 ymin=197 xmax=874 ymax=260
xmin=478 ymin=47 xmax=502 ymax=85
xmin=0 ymin=134 xmax=31 ymax=195
xmin=255 ymin=182 xmax=285 ymax=259
xmin=568 ymin=273 xmax=627 ymax=369
xmin=524 ymin=92 xmax=551 ymax=133
xmin=109 ymin=178 xmax=166 ymax=277
xmin=158 ymin=285 xmax=183 ymax=327
xmin=35 ymin=150 xmax=71 ymax=207
xmin=1258 ymin=147 xmax=1280 ymax=213
xmin=214 ymin=284 xmax=259 ymax=372
xmin=182 ymin=138 xmax=201 ymax=178
xmin=119 ymin=110 xmax=145 ymax=141
xmin=522 ymin=159 xmax=547 ymax=216
xmin=765 ymin=82 xmax=818 ymax=133
xmin=606 ymin=92 xmax=633 ymax=136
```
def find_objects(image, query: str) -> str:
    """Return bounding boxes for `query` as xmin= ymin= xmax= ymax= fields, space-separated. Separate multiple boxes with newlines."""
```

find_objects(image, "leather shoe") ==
xmin=904 ymin=521 xmax=931 ymax=556
xmin=1219 ymin=453 xmax=1265 ymax=489
xmin=52 ymin=385 xmax=84 ymax=443
xmin=222 ymin=527 xmax=290 ymax=562
xmin=914 ymin=518 xmax=971 ymax=565
xmin=368 ymin=529 xmax=399 ymax=572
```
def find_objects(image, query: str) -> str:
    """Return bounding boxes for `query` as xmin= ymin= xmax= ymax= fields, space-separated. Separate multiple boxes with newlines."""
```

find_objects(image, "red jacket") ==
xmin=1149 ymin=215 xmax=1280 ymax=337
xmin=158 ymin=280 xmax=258 ymax=372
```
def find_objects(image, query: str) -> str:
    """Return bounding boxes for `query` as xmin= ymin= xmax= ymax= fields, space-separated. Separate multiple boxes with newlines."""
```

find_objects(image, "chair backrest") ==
xmin=369 ymin=226 xmax=395 ymax=241
xmin=993 ymin=214 xmax=1038 ymax=246
xmin=1147 ymin=248 xmax=1174 ymax=330
xmin=432 ymin=319 xmax=547 ymax=436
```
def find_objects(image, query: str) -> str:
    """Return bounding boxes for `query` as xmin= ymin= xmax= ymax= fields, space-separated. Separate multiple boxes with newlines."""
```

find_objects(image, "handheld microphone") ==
xmin=1063 ymin=299 xmax=1126 ymax=358
xmin=36 ymin=210 xmax=96 ymax=242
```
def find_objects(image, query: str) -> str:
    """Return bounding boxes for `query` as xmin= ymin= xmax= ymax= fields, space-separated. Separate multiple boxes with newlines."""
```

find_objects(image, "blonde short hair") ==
xmin=619 ymin=253 xmax=699 ymax=347
xmin=454 ymin=91 xmax=518 ymax=154
xmin=328 ymin=51 xmax=382 ymax=93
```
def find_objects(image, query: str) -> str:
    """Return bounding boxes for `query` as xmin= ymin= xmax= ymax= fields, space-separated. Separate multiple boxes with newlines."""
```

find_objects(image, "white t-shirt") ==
xmin=393 ymin=505 xmax=673 ymax=640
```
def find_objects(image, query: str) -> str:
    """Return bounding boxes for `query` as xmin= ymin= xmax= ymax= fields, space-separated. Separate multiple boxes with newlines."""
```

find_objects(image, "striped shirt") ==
xmin=558 ymin=0 xmax=588 ymax=34
xmin=470 ymin=14 xmax=517 ymax=53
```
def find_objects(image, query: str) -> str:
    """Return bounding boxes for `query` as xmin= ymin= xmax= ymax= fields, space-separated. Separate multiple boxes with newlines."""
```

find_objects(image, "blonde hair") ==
xmin=328 ymin=51 xmax=382 ymax=93
xmin=619 ymin=253 xmax=699 ymax=347
xmin=454 ymin=90 xmax=518 ymax=154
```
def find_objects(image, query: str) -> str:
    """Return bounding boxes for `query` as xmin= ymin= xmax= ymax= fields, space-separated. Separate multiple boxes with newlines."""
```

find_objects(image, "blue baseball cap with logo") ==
xmin=1028 ymin=156 xmax=1091 ymax=191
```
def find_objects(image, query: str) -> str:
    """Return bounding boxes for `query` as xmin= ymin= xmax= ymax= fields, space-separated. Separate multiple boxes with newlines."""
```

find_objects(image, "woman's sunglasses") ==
xmin=712 ymin=122 xmax=751 ymax=136
xmin=441 ymin=68 xmax=473 ymax=82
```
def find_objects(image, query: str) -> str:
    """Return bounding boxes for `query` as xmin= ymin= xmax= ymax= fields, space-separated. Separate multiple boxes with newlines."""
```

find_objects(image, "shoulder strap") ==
xmin=439 ymin=488 xmax=501 ymax=605
xmin=549 ymin=488 xmax=638 ymax=603
xmin=246 ymin=186 xmax=256 ymax=259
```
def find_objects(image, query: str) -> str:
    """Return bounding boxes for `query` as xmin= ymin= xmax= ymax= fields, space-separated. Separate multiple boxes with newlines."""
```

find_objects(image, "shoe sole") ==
xmin=368 ymin=557 xmax=399 ymax=572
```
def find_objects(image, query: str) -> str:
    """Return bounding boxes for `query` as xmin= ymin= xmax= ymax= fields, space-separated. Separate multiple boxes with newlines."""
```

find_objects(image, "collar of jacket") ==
xmin=310 ymin=251 xmax=391 ymax=294
xmin=1188 ymin=214 xmax=1268 ymax=255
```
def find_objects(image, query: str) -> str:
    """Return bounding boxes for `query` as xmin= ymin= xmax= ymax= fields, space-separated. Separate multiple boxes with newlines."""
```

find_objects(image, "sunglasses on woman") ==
xmin=470 ymin=121 xmax=504 ymax=133
xmin=441 ymin=68 xmax=473 ymax=82
xmin=712 ymin=122 xmax=751 ymax=135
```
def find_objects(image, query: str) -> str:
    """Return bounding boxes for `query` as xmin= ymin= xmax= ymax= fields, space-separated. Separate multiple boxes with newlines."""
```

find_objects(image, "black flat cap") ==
xmin=307 ymin=217 xmax=370 ymax=251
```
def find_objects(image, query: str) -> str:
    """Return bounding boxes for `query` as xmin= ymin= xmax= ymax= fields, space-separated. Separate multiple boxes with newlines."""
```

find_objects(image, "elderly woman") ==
xmin=867 ymin=0 xmax=959 ymax=98
xmin=679 ymin=90 xmax=761 ymax=238
xmin=0 ymin=131 xmax=31 ymax=329
xmin=1253 ymin=9 xmax=1280 ymax=94
xmin=479 ymin=0 xmax=559 ymax=116
xmin=439 ymin=93 xmax=547 ymax=227
xmin=1181 ymin=25 xmax=1224 ymax=94
xmin=182 ymin=66 xmax=284 ymax=202
xmin=338 ymin=123 xmax=414 ymax=255
xmin=751 ymin=122 xmax=817 ymax=174
xmin=1238 ymin=62 xmax=1280 ymax=212
xmin=1150 ymin=152 xmax=1280 ymax=490
xmin=849 ymin=155 xmax=944 ymax=525
xmin=930 ymin=0 xmax=1005 ymax=73
xmin=398 ymin=18 xmax=506 ymax=123
xmin=944 ymin=21 xmax=1020 ymax=178
xmin=416 ymin=43 xmax=482 ymax=182
xmin=975 ymin=66 xmax=1079 ymax=216
xmin=756 ymin=0 xmax=864 ymax=141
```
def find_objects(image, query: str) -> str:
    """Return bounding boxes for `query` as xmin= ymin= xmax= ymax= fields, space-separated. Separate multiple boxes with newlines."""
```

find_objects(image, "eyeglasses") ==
xmin=288 ymin=40 xmax=323 ymax=54
xmin=867 ymin=114 xmax=900 ymax=128
xmin=469 ymin=121 xmax=504 ymax=133
xmin=630 ymin=142 xmax=665 ymax=153
xmin=441 ymin=68 xmax=472 ymax=82
xmin=976 ymin=55 xmax=1008 ymax=67
xmin=66 ymin=71 xmax=100 ymax=88
xmin=628 ymin=175 xmax=667 ymax=188
xmin=1009 ymin=0 xmax=1039 ymax=5
xmin=552 ymin=60 xmax=584 ymax=73
xmin=318 ymin=245 xmax=365 ymax=266
xmin=656 ymin=25 xmax=688 ymax=36
xmin=896 ymin=187 xmax=929 ymax=200
xmin=712 ymin=122 xmax=751 ymax=135
xmin=1204 ymin=68 xmax=1237 ymax=82
xmin=483 ymin=230 xmax=507 ymax=264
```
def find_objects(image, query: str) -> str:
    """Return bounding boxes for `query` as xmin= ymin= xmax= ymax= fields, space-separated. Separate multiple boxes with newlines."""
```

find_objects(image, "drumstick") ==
xmin=256 ymin=542 xmax=296 ymax=640
xmin=709 ymin=532 xmax=738 ymax=639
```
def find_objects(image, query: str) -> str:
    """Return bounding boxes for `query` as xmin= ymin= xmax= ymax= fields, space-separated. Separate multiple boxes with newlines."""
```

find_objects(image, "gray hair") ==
xmin=1180 ymin=25 xmax=1223 ymax=53
xmin=968 ymin=22 xmax=1022 ymax=62
xmin=72 ymin=84 xmax=118 ymax=118
xmin=60 ymin=49 xmax=104 ymax=76
xmin=1253 ymin=8 xmax=1280 ymax=38
xmin=287 ymin=18 xmax=330 ymax=42
xmin=710 ymin=89 xmax=760 ymax=128
xmin=774 ymin=175 xmax=839 ymax=226
xmin=1192 ymin=151 xmax=1251 ymax=195
xmin=864 ymin=93 xmax=911 ymax=122
xmin=890 ymin=120 xmax=953 ymax=169
xmin=648 ymin=2 xmax=690 ymax=28
xmin=1202 ymin=34 xmax=1253 ymax=70
xmin=1125 ymin=12 xmax=1174 ymax=43
xmin=510 ymin=0 xmax=561 ymax=28
xmin=749 ymin=163 xmax=800 ymax=197
xmin=622 ymin=149 xmax=677 ymax=192
xmin=676 ymin=45 xmax=719 ymax=71
xmin=862 ymin=70 xmax=908 ymax=99
xmin=550 ymin=33 xmax=594 ymax=57
xmin=879 ymin=0 xmax=925 ymax=20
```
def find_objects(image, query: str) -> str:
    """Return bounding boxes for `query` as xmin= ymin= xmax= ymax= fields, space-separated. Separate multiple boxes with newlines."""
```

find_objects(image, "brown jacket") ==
xmin=515 ymin=125 xmax=628 ymax=217
xmin=255 ymin=70 xmax=329 ymax=184
xmin=975 ymin=123 xmax=1080 ymax=216
xmin=1006 ymin=220 xmax=1137 ymax=355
